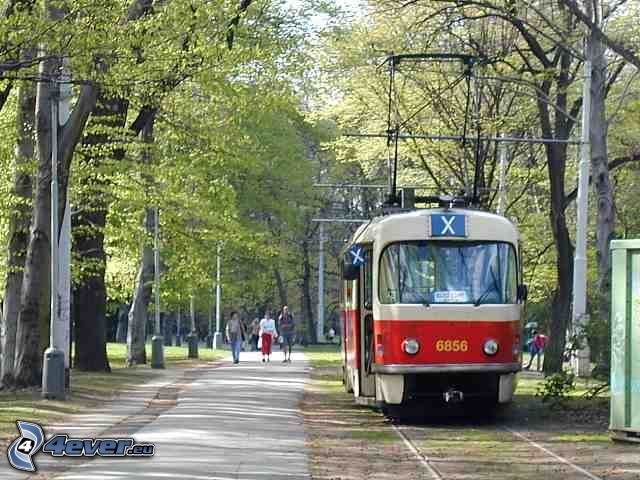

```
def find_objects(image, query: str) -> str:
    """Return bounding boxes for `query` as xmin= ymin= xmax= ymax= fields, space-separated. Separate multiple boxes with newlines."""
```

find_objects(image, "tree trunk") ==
xmin=13 ymin=54 xmax=57 ymax=387
xmin=588 ymin=16 xmax=613 ymax=369
xmin=72 ymin=94 xmax=127 ymax=371
xmin=274 ymin=267 xmax=288 ymax=308
xmin=72 ymin=204 xmax=110 ymax=371
xmin=1 ymin=78 xmax=35 ymax=386
xmin=115 ymin=305 xmax=128 ymax=343
xmin=126 ymin=241 xmax=153 ymax=366
xmin=126 ymin=114 xmax=156 ymax=366
xmin=542 ymin=142 xmax=574 ymax=375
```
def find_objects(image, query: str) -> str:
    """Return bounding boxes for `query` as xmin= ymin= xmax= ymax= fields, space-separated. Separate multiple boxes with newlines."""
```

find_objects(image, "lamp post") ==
xmin=42 ymin=83 xmax=65 ymax=400
xmin=151 ymin=206 xmax=164 ymax=368
xmin=572 ymin=61 xmax=592 ymax=377
xmin=187 ymin=295 xmax=198 ymax=358
xmin=213 ymin=243 xmax=223 ymax=349
xmin=176 ymin=306 xmax=182 ymax=346
xmin=317 ymin=223 xmax=325 ymax=343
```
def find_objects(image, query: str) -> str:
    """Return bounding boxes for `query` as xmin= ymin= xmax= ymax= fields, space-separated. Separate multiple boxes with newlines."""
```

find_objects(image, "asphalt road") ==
xmin=44 ymin=351 xmax=310 ymax=480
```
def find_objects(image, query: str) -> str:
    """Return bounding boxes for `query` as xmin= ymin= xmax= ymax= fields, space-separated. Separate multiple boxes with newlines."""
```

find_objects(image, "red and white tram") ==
xmin=340 ymin=203 xmax=527 ymax=407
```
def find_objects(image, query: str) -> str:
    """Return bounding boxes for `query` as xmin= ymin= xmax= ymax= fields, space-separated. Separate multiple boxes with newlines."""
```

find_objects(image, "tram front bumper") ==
xmin=371 ymin=363 xmax=522 ymax=375
xmin=371 ymin=362 xmax=521 ymax=375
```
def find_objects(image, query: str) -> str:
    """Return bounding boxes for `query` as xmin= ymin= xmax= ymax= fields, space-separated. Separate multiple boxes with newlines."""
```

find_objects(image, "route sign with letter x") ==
xmin=430 ymin=214 xmax=466 ymax=237
xmin=348 ymin=245 xmax=365 ymax=266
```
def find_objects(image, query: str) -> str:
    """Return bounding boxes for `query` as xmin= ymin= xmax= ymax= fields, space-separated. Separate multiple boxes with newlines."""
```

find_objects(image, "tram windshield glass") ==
xmin=379 ymin=241 xmax=517 ymax=305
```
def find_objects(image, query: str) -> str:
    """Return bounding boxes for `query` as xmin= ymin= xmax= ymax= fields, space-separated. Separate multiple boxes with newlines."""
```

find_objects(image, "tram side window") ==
xmin=364 ymin=249 xmax=373 ymax=308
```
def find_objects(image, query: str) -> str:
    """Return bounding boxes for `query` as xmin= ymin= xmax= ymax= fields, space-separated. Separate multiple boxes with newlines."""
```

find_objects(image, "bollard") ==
xmin=151 ymin=335 xmax=165 ymax=369
xmin=187 ymin=332 xmax=199 ymax=359
xmin=213 ymin=331 xmax=223 ymax=350
xmin=206 ymin=334 xmax=214 ymax=349
xmin=175 ymin=335 xmax=182 ymax=347
xmin=42 ymin=348 xmax=65 ymax=400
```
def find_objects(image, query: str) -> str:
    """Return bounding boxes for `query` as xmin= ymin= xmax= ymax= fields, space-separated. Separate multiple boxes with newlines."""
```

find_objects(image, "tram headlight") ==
xmin=402 ymin=338 xmax=420 ymax=355
xmin=483 ymin=339 xmax=499 ymax=356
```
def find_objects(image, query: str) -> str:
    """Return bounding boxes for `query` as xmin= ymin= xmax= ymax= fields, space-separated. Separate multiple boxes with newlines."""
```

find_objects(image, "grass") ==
xmin=0 ymin=342 xmax=227 ymax=442
xmin=516 ymin=370 xmax=610 ymax=398
xmin=550 ymin=433 xmax=610 ymax=442
xmin=301 ymin=344 xmax=342 ymax=369
xmin=106 ymin=342 xmax=228 ymax=368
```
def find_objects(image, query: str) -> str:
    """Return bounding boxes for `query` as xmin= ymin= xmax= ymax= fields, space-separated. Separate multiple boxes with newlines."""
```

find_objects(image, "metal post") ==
xmin=317 ymin=223 xmax=325 ymax=342
xmin=572 ymin=61 xmax=592 ymax=377
xmin=58 ymin=63 xmax=72 ymax=388
xmin=213 ymin=244 xmax=223 ymax=349
xmin=42 ymin=84 xmax=65 ymax=400
xmin=151 ymin=207 xmax=164 ymax=368
xmin=207 ymin=298 xmax=213 ymax=348
xmin=176 ymin=306 xmax=181 ymax=346
xmin=497 ymin=134 xmax=508 ymax=216
xmin=187 ymin=295 xmax=198 ymax=358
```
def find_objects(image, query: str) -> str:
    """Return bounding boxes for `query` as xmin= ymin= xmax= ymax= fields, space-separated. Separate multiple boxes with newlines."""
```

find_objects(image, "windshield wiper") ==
xmin=474 ymin=266 xmax=500 ymax=306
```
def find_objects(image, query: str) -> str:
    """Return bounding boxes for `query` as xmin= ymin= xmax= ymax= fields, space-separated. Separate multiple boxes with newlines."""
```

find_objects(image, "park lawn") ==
xmin=0 ymin=343 xmax=227 ymax=444
xmin=301 ymin=343 xmax=342 ymax=369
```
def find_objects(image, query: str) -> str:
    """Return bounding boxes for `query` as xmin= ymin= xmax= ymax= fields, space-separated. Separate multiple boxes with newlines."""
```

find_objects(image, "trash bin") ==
xmin=610 ymin=239 xmax=640 ymax=442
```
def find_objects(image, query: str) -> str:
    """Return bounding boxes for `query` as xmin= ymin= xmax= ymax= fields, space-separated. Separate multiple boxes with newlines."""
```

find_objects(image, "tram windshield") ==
xmin=379 ymin=241 xmax=518 ymax=305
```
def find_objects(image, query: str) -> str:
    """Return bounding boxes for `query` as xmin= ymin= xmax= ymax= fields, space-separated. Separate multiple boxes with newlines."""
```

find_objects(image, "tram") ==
xmin=340 ymin=197 xmax=527 ymax=407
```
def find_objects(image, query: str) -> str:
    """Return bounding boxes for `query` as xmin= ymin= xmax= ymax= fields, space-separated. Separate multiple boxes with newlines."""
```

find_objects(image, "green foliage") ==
xmin=536 ymin=371 xmax=576 ymax=408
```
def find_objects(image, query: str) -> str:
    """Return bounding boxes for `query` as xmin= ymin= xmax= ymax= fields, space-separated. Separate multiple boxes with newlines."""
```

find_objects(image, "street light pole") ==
xmin=572 ymin=61 xmax=592 ymax=377
xmin=151 ymin=206 xmax=164 ymax=368
xmin=176 ymin=306 xmax=182 ymax=346
xmin=187 ymin=295 xmax=198 ymax=358
xmin=42 ymin=83 xmax=65 ymax=400
xmin=317 ymin=223 xmax=325 ymax=342
xmin=213 ymin=244 xmax=223 ymax=349
xmin=497 ymin=134 xmax=508 ymax=216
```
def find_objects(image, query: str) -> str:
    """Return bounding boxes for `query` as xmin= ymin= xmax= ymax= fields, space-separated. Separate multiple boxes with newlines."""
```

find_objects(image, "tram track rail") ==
xmin=390 ymin=421 xmax=605 ymax=480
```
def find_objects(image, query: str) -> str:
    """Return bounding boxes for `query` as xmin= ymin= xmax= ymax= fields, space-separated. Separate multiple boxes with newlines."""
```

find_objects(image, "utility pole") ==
xmin=317 ymin=223 xmax=325 ymax=342
xmin=151 ymin=207 xmax=164 ymax=368
xmin=213 ymin=244 xmax=223 ymax=349
xmin=176 ymin=306 xmax=181 ymax=346
xmin=572 ymin=61 xmax=592 ymax=377
xmin=187 ymin=295 xmax=198 ymax=358
xmin=497 ymin=134 xmax=508 ymax=216
xmin=57 ymin=61 xmax=72 ymax=388
xmin=207 ymin=296 xmax=213 ymax=348
xmin=42 ymin=80 xmax=65 ymax=400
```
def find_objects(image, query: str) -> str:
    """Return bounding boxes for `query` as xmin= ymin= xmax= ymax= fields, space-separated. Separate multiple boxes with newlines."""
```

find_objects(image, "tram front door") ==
xmin=359 ymin=246 xmax=376 ymax=399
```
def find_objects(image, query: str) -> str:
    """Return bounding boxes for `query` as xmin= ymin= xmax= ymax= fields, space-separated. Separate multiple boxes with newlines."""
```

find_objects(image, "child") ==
xmin=525 ymin=330 xmax=548 ymax=371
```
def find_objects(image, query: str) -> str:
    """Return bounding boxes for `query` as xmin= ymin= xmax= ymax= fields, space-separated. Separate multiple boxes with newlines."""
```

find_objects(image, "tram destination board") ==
xmin=430 ymin=213 xmax=466 ymax=237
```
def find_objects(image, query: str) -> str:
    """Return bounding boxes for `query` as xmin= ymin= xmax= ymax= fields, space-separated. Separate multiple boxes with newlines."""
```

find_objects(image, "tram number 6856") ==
xmin=435 ymin=339 xmax=468 ymax=352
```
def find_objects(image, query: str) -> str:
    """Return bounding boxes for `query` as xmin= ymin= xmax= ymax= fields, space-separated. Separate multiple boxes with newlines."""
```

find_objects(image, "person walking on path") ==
xmin=278 ymin=305 xmax=295 ymax=363
xmin=525 ymin=330 xmax=548 ymax=371
xmin=226 ymin=311 xmax=246 ymax=364
xmin=250 ymin=317 xmax=260 ymax=351
xmin=259 ymin=310 xmax=277 ymax=362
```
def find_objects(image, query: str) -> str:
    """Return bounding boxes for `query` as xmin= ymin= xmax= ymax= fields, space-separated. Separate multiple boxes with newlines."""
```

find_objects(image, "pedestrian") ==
xmin=278 ymin=305 xmax=295 ymax=363
xmin=524 ymin=330 xmax=548 ymax=371
xmin=327 ymin=327 xmax=336 ymax=343
xmin=259 ymin=310 xmax=277 ymax=362
xmin=250 ymin=317 xmax=260 ymax=351
xmin=225 ymin=311 xmax=246 ymax=364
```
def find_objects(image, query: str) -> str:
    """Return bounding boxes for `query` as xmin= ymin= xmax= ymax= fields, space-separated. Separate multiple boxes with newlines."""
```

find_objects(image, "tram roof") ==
xmin=352 ymin=208 xmax=520 ymax=246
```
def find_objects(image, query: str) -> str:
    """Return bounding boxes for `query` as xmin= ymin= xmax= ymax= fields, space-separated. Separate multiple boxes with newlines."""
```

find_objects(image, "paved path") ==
xmin=51 ymin=351 xmax=310 ymax=480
